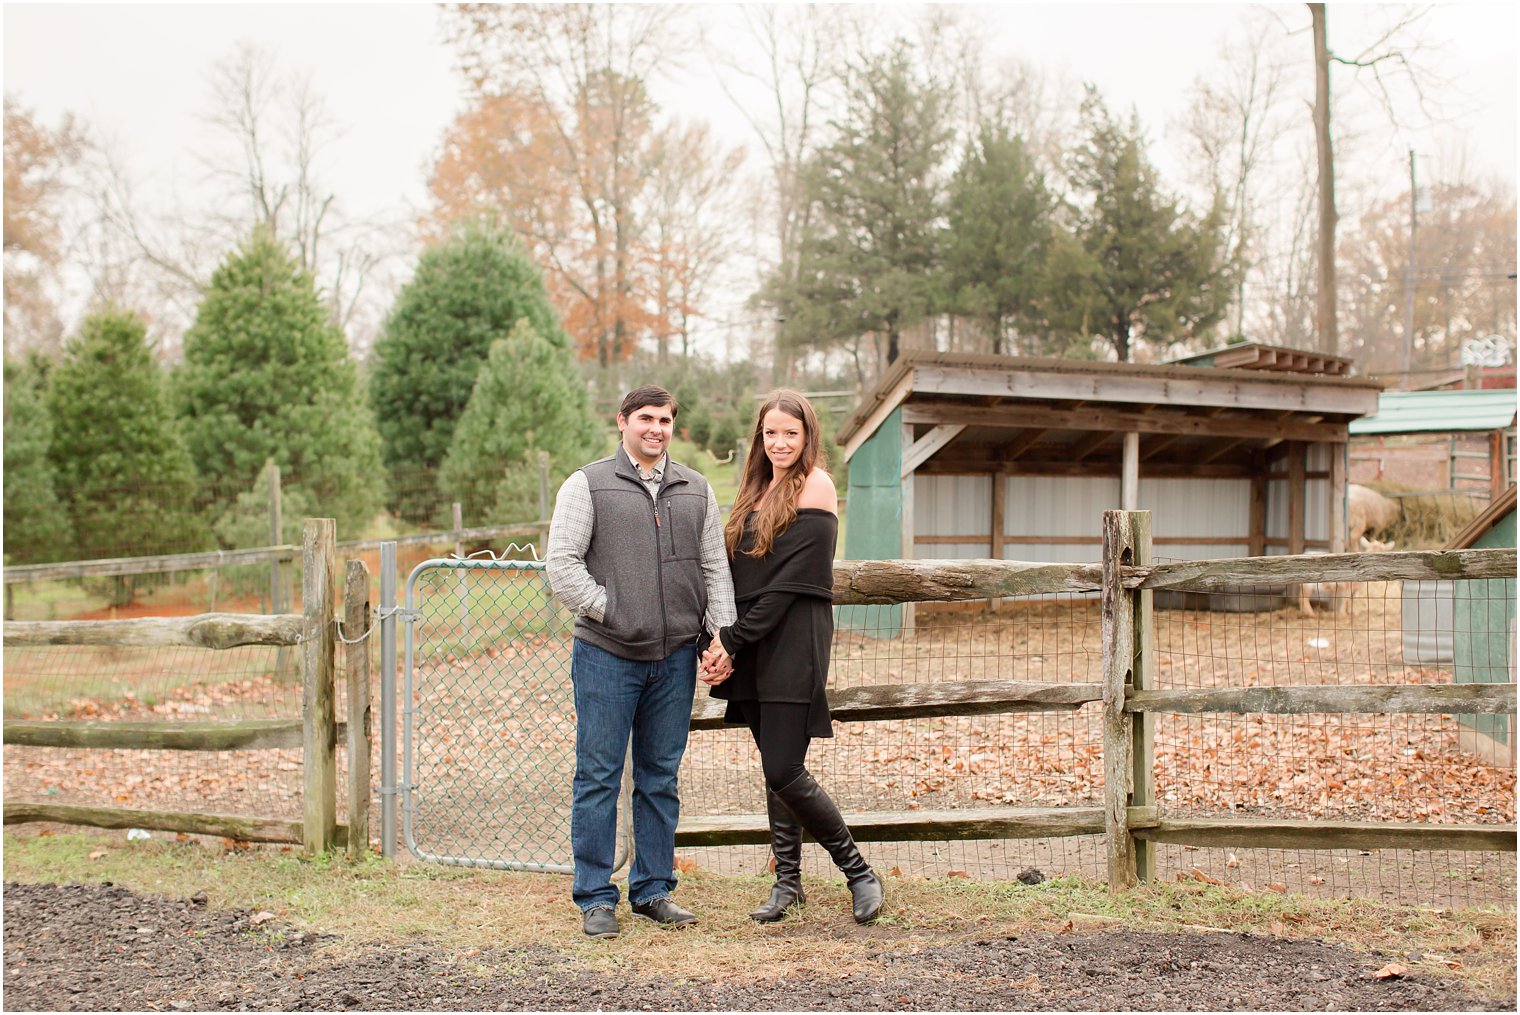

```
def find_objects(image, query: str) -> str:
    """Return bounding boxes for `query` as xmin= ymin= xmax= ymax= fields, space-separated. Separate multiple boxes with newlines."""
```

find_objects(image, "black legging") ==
xmin=732 ymin=699 xmax=813 ymax=791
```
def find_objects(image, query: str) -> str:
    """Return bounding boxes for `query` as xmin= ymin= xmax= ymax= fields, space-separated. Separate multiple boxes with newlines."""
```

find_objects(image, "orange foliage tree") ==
xmin=431 ymin=4 xmax=740 ymax=369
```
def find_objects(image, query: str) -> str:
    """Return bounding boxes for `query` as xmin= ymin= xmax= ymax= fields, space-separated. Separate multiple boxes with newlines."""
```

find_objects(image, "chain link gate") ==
xmin=388 ymin=555 xmax=631 ymax=872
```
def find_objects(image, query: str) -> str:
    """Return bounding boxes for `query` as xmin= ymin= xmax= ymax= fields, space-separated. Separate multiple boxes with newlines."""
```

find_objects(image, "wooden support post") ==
xmin=1491 ymin=430 xmax=1506 ymax=501
xmin=1249 ymin=450 xmax=1268 ymax=557
xmin=344 ymin=559 xmax=372 ymax=858
xmin=1101 ymin=510 xmax=1138 ymax=890
xmin=1121 ymin=433 xmax=1139 ymax=510
xmin=989 ymin=471 xmax=1006 ymax=613
xmin=900 ymin=419 xmax=916 ymax=634
xmin=1328 ymin=442 xmax=1347 ymax=553
xmin=1288 ymin=442 xmax=1306 ymax=555
xmin=1127 ymin=512 xmax=1155 ymax=882
xmin=537 ymin=450 xmax=552 ymax=552
xmin=302 ymin=518 xmax=338 ymax=855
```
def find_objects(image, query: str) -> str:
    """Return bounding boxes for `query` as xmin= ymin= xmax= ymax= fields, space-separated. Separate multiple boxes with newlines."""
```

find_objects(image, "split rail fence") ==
xmin=4 ymin=511 xmax=1516 ymax=892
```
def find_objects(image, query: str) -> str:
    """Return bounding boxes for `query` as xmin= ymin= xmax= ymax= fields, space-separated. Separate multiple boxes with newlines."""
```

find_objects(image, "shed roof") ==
xmin=837 ymin=352 xmax=1382 ymax=477
xmin=1444 ymin=484 xmax=1517 ymax=550
xmin=1349 ymin=389 xmax=1517 ymax=436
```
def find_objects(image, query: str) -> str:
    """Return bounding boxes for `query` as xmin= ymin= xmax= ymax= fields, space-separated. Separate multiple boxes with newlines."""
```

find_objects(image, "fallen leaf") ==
xmin=1225 ymin=852 xmax=1239 ymax=869
xmin=250 ymin=911 xmax=277 ymax=925
xmin=1266 ymin=882 xmax=1288 ymax=894
xmin=673 ymin=856 xmax=699 ymax=874
xmin=888 ymin=865 xmax=904 ymax=878
xmin=1309 ymin=876 xmax=1326 ymax=885
xmin=88 ymin=849 xmax=108 ymax=860
xmin=946 ymin=869 xmax=970 ymax=879
xmin=1372 ymin=962 xmax=1408 ymax=980
xmin=1191 ymin=867 xmax=1222 ymax=886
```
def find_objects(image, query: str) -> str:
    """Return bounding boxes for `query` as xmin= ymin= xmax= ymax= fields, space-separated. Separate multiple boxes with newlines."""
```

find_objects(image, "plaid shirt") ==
xmin=547 ymin=446 xmax=736 ymax=635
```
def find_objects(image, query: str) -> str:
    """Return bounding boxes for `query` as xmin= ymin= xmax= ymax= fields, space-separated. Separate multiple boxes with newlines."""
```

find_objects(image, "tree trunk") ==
xmin=1311 ymin=3 xmax=1338 ymax=356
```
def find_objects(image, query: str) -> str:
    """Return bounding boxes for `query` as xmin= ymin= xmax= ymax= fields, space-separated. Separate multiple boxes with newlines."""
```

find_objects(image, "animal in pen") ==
xmin=1348 ymin=484 xmax=1403 ymax=544
xmin=1298 ymin=537 xmax=1395 ymax=617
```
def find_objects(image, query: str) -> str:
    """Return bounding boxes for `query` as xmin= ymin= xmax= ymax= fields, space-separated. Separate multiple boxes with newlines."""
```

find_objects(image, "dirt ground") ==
xmin=4 ymin=880 xmax=1510 ymax=1012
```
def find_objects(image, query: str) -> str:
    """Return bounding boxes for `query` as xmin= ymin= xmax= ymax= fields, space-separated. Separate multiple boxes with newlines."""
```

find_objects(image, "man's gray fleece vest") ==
xmin=575 ymin=453 xmax=710 ymax=661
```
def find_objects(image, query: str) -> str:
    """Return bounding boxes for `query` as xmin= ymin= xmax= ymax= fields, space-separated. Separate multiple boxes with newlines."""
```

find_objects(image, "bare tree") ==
xmin=703 ymin=4 xmax=850 ymax=382
xmin=1306 ymin=3 xmax=1442 ymax=357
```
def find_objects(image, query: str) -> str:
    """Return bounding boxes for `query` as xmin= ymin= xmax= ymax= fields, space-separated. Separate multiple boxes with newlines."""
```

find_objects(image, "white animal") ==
xmin=1348 ymin=484 xmax=1402 ymax=544
xmin=1298 ymin=537 xmax=1396 ymax=617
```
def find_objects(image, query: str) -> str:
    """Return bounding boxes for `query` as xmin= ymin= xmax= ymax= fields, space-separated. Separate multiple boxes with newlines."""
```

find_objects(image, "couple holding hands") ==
xmin=546 ymin=385 xmax=883 ymax=940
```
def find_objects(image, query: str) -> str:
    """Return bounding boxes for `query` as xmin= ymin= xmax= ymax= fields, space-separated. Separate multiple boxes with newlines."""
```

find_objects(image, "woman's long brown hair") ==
xmin=724 ymin=389 xmax=822 ymax=558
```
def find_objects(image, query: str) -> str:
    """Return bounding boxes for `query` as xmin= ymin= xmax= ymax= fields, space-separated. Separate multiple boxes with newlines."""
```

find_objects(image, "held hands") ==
xmin=698 ymin=637 xmax=733 ymax=686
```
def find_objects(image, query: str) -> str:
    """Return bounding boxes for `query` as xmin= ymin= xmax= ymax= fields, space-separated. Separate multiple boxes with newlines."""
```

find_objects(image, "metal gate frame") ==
xmin=377 ymin=544 xmax=631 ymax=872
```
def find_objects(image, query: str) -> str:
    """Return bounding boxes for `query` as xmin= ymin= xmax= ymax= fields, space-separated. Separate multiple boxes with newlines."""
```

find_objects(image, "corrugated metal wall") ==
xmin=911 ymin=474 xmax=1253 ymax=564
xmin=840 ymin=407 xmax=904 ymax=633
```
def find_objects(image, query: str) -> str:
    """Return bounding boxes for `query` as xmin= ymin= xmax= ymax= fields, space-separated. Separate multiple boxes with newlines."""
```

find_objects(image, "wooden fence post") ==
xmin=1128 ymin=512 xmax=1156 ymax=883
xmin=1101 ymin=509 xmax=1139 ymax=891
xmin=269 ymin=461 xmax=294 ymax=683
xmin=344 ymin=559 xmax=372 ymax=858
xmin=302 ymin=518 xmax=338 ymax=855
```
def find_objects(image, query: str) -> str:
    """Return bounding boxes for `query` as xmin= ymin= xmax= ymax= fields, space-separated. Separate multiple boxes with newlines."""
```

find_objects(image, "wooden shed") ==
xmin=834 ymin=349 xmax=1383 ymax=629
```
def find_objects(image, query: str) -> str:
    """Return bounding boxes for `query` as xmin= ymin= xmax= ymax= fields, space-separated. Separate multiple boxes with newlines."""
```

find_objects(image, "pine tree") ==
xmin=439 ymin=319 xmax=606 ymax=526
xmin=945 ymin=123 xmax=1057 ymax=356
xmin=3 ymin=356 xmax=72 ymax=565
xmin=45 ymin=308 xmax=207 ymax=601
xmin=764 ymin=41 xmax=954 ymax=366
xmin=370 ymin=224 xmax=571 ymax=523
xmin=176 ymin=228 xmax=383 ymax=536
xmin=1045 ymin=89 xmax=1237 ymax=362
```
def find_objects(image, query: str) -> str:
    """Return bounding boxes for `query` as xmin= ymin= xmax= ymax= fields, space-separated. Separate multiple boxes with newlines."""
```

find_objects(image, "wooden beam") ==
xmin=2 ymin=802 xmax=349 ymax=847
xmin=302 ymin=519 xmax=338 ymax=855
xmin=831 ymin=558 xmax=1103 ymax=604
xmin=1004 ymin=428 xmax=1049 ymax=458
xmin=990 ymin=472 xmax=1006 ymax=560
xmin=1129 ymin=512 xmax=1156 ymax=883
xmin=1198 ymin=437 xmax=1247 ymax=465
xmin=1137 ymin=817 xmax=1514 ymax=853
xmin=1288 ymin=442 xmax=1306 ymax=555
xmin=690 ymin=678 xmax=1103 ymax=730
xmin=676 ymin=805 xmax=1115 ymax=847
xmin=901 ymin=402 xmax=1348 ymax=444
xmin=916 ymin=454 xmax=1253 ymax=480
xmin=1329 ymin=441 xmax=1347 ymax=553
xmin=909 ymin=364 xmax=1379 ymax=417
xmin=1069 ymin=430 xmax=1114 ymax=461
xmin=2 ymin=718 xmax=329 ymax=751
xmin=901 ymin=424 xmax=966 ymax=477
xmin=1140 ymin=433 xmax=1185 ymax=461
xmin=1249 ymin=450 xmax=1267 ymax=557
xmin=1101 ymin=511 xmax=1139 ymax=890
xmin=841 ymin=369 xmax=916 ymax=462
xmin=1129 ymin=547 xmax=1515 ymax=591
xmin=1129 ymin=683 xmax=1516 ymax=716
xmin=1121 ymin=433 xmax=1139 ymax=509
xmin=3 ymin=613 xmax=303 ymax=649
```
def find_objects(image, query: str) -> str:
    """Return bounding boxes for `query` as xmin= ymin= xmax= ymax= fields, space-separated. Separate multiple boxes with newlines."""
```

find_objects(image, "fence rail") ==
xmin=5 ymin=514 xmax=1515 ymax=895
xmin=2 ymin=520 xmax=369 ymax=857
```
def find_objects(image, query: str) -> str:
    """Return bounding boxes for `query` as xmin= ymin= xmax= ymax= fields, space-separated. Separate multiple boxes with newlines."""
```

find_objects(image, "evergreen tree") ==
xmin=439 ymin=319 xmax=606 ymax=526
xmin=370 ymin=224 xmax=570 ymax=523
xmin=764 ymin=41 xmax=955 ymax=366
xmin=944 ymin=123 xmax=1057 ymax=356
xmin=3 ymin=356 xmax=72 ymax=565
xmin=176 ymin=228 xmax=383 ymax=536
xmin=1046 ymin=89 xmax=1236 ymax=362
xmin=45 ymin=308 xmax=207 ymax=601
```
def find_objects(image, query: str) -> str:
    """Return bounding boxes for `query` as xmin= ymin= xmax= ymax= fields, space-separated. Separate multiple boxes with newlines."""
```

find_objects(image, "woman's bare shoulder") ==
xmin=797 ymin=468 xmax=838 ymax=513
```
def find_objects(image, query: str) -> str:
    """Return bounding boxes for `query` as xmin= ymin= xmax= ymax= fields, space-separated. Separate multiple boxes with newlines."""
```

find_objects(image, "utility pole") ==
xmin=1399 ymin=149 xmax=1418 ymax=384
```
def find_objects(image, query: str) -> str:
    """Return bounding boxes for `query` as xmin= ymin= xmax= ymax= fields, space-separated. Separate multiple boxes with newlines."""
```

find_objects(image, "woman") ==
xmin=699 ymin=389 xmax=884 ymax=925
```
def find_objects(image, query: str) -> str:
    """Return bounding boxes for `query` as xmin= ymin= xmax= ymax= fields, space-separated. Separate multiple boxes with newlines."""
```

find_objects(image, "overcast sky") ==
xmin=5 ymin=2 xmax=1516 ymax=346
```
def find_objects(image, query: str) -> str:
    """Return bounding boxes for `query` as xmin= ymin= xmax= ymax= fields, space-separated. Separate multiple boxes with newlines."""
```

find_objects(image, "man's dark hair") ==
xmin=619 ymin=384 xmax=679 ymax=420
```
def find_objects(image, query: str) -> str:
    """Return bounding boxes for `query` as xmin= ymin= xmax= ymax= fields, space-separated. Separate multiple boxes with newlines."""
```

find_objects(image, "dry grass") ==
xmin=3 ymin=830 xmax=1514 ymax=998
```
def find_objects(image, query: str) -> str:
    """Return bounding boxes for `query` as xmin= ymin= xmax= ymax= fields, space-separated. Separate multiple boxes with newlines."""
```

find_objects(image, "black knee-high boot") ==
xmin=750 ymin=789 xmax=806 ymax=922
xmin=773 ymin=770 xmax=884 ymax=924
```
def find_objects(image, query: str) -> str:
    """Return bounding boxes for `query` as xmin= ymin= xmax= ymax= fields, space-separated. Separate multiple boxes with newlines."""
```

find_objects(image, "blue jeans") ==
xmin=569 ymin=638 xmax=697 ymax=911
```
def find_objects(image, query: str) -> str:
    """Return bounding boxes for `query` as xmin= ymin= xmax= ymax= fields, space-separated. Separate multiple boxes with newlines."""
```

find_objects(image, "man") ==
xmin=546 ymin=384 xmax=735 ymax=939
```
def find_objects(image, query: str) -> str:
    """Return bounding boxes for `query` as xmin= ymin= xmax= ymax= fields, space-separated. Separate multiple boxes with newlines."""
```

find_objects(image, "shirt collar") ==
xmin=620 ymin=444 xmax=666 ymax=482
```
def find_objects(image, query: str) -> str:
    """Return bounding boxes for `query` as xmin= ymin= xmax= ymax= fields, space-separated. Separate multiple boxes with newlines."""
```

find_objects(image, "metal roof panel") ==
xmin=1349 ymin=389 xmax=1517 ymax=435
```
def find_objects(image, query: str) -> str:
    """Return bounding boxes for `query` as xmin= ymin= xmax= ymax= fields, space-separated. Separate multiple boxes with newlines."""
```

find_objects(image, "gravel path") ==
xmin=5 ymin=881 xmax=1508 ymax=1011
